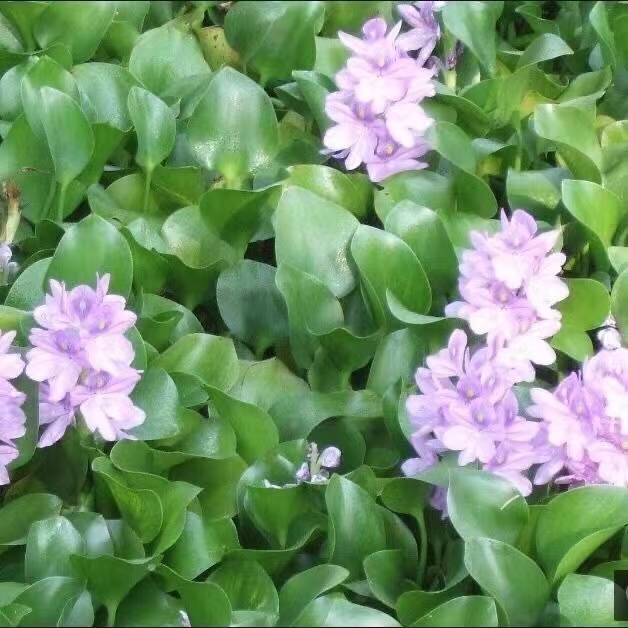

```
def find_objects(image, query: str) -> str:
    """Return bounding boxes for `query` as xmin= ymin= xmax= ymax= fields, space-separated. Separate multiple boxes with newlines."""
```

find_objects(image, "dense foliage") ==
xmin=0 ymin=1 xmax=628 ymax=626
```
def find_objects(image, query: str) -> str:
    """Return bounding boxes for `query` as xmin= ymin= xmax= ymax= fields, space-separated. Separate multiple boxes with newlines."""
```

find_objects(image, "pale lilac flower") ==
xmin=529 ymin=347 xmax=628 ymax=488
xmin=25 ymin=275 xmax=144 ymax=447
xmin=318 ymin=446 xmax=342 ymax=469
xmin=403 ymin=330 xmax=542 ymax=496
xmin=72 ymin=369 xmax=145 ymax=441
xmin=0 ymin=330 xmax=26 ymax=485
xmin=397 ymin=1 xmax=445 ymax=65
xmin=446 ymin=210 xmax=568 ymax=373
xmin=323 ymin=14 xmax=438 ymax=182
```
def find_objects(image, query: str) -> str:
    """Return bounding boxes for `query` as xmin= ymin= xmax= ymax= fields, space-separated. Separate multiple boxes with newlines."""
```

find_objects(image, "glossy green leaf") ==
xmin=225 ymin=1 xmax=324 ymax=84
xmin=412 ymin=597 xmax=498 ymax=627
xmin=128 ymin=21 xmax=210 ymax=96
xmin=33 ymin=1 xmax=115 ymax=63
xmin=46 ymin=214 xmax=133 ymax=297
xmin=351 ymin=225 xmax=431 ymax=327
xmin=128 ymin=86 xmax=176 ymax=172
xmin=217 ymin=260 xmax=289 ymax=356
xmin=442 ymin=2 xmax=502 ymax=73
xmin=25 ymin=516 xmax=84 ymax=582
xmin=152 ymin=333 xmax=239 ymax=392
xmin=558 ymin=574 xmax=624 ymax=627
xmin=325 ymin=475 xmax=387 ymax=579
xmin=465 ymin=538 xmax=549 ymax=626
xmin=447 ymin=469 xmax=529 ymax=546
xmin=275 ymin=186 xmax=358 ymax=299
xmin=39 ymin=86 xmax=94 ymax=189
xmin=562 ymin=179 xmax=622 ymax=247
xmin=557 ymin=278 xmax=610 ymax=331
xmin=536 ymin=485 xmax=628 ymax=582
xmin=186 ymin=67 xmax=279 ymax=180
xmin=0 ymin=494 xmax=62 ymax=546
xmin=294 ymin=595 xmax=401 ymax=627
xmin=279 ymin=565 xmax=349 ymax=626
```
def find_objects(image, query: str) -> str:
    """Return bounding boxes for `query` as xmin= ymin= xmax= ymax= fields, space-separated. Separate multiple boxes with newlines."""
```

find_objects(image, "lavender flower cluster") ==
xmin=404 ymin=206 xmax=628 ymax=509
xmin=404 ymin=209 xmax=570 ymax=499
xmin=530 ymin=338 xmax=628 ymax=487
xmin=323 ymin=2 xmax=444 ymax=182
xmin=0 ymin=274 xmax=145 ymax=485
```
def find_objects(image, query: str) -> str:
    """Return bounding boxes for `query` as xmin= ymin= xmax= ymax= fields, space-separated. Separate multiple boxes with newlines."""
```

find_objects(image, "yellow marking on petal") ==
xmin=384 ymin=143 xmax=394 ymax=155
xmin=465 ymin=388 xmax=475 ymax=399
xmin=622 ymin=441 xmax=628 ymax=451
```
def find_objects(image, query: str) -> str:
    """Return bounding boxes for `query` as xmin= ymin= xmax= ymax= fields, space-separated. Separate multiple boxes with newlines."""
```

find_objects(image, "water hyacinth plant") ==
xmin=1 ymin=1 xmax=628 ymax=626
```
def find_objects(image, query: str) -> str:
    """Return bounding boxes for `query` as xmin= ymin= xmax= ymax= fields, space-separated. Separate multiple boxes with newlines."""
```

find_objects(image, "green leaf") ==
xmin=269 ymin=388 xmax=382 ymax=441
xmin=351 ymin=225 xmax=431 ymax=327
xmin=128 ymin=86 xmax=176 ymax=172
xmin=534 ymin=105 xmax=601 ymax=183
xmin=25 ymin=516 xmax=84 ymax=582
xmin=536 ymin=485 xmax=628 ymax=583
xmin=465 ymin=538 xmax=549 ymax=626
xmin=562 ymin=179 xmax=622 ymax=247
xmin=279 ymin=565 xmax=349 ymax=626
xmin=442 ymin=2 xmax=502 ymax=73
xmin=92 ymin=457 xmax=163 ymax=544
xmin=13 ymin=577 xmax=88 ymax=627
xmin=128 ymin=22 xmax=210 ymax=96
xmin=286 ymin=165 xmax=372 ymax=220
xmin=412 ymin=597 xmax=498 ymax=627
xmin=506 ymin=168 xmax=566 ymax=221
xmin=70 ymin=553 xmax=159 ymax=626
xmin=326 ymin=475 xmax=387 ymax=579
xmin=551 ymin=325 xmax=594 ymax=361
xmin=275 ymin=186 xmax=359 ymax=299
xmin=115 ymin=577 xmax=185 ymax=628
xmin=293 ymin=595 xmax=401 ymax=627
xmin=384 ymin=202 xmax=458 ymax=296
xmin=613 ymin=269 xmax=628 ymax=343
xmin=207 ymin=387 xmax=279 ymax=464
xmin=46 ymin=214 xmax=133 ymax=297
xmin=39 ymin=86 xmax=94 ymax=188
xmin=168 ymin=573 xmax=232 ymax=627
xmin=152 ymin=333 xmax=240 ymax=391
xmin=185 ymin=67 xmax=279 ymax=180
xmin=557 ymin=278 xmax=610 ymax=330
xmin=0 ymin=494 xmax=62 ymax=546
xmin=590 ymin=1 xmax=615 ymax=67
xmin=129 ymin=368 xmax=181 ymax=441
xmin=364 ymin=550 xmax=412 ymax=608
xmin=375 ymin=171 xmax=454 ymax=223
xmin=425 ymin=122 xmax=476 ymax=172
xmin=33 ymin=1 xmax=115 ymax=63
xmin=217 ymin=260 xmax=289 ymax=356
xmin=517 ymin=33 xmax=573 ymax=68
xmin=558 ymin=574 xmax=624 ymax=627
xmin=447 ymin=469 xmax=529 ymax=546
xmin=225 ymin=1 xmax=324 ymax=84
xmin=165 ymin=509 xmax=239 ymax=580
xmin=208 ymin=559 xmax=279 ymax=617
xmin=72 ymin=62 xmax=138 ymax=131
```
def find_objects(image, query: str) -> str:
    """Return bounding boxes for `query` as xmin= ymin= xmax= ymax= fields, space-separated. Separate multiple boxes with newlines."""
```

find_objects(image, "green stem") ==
xmin=416 ymin=508 xmax=428 ymax=587
xmin=56 ymin=183 xmax=67 ymax=224
xmin=42 ymin=176 xmax=57 ymax=221
xmin=143 ymin=168 xmax=153 ymax=213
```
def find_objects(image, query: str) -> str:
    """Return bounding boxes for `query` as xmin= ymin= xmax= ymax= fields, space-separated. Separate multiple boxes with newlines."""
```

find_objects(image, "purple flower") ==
xmin=0 ymin=330 xmax=26 ymax=485
xmin=25 ymin=274 xmax=144 ymax=447
xmin=528 ymin=347 xmax=628 ymax=488
xmin=403 ymin=329 xmax=542 ymax=496
xmin=397 ymin=1 xmax=445 ymax=65
xmin=72 ymin=369 xmax=145 ymax=441
xmin=323 ymin=14 xmax=438 ymax=182
xmin=445 ymin=210 xmax=568 ymax=373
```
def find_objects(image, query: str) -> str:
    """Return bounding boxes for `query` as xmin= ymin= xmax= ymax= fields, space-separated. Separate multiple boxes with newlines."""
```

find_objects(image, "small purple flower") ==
xmin=403 ymin=329 xmax=543 ymax=496
xmin=25 ymin=275 xmax=144 ymax=446
xmin=528 ymin=346 xmax=628 ymax=488
xmin=0 ymin=330 xmax=26 ymax=485
xmin=318 ymin=446 xmax=342 ymax=469
xmin=445 ymin=210 xmax=568 ymax=373
xmin=322 ymin=13 xmax=438 ymax=182
xmin=397 ymin=1 xmax=445 ymax=65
